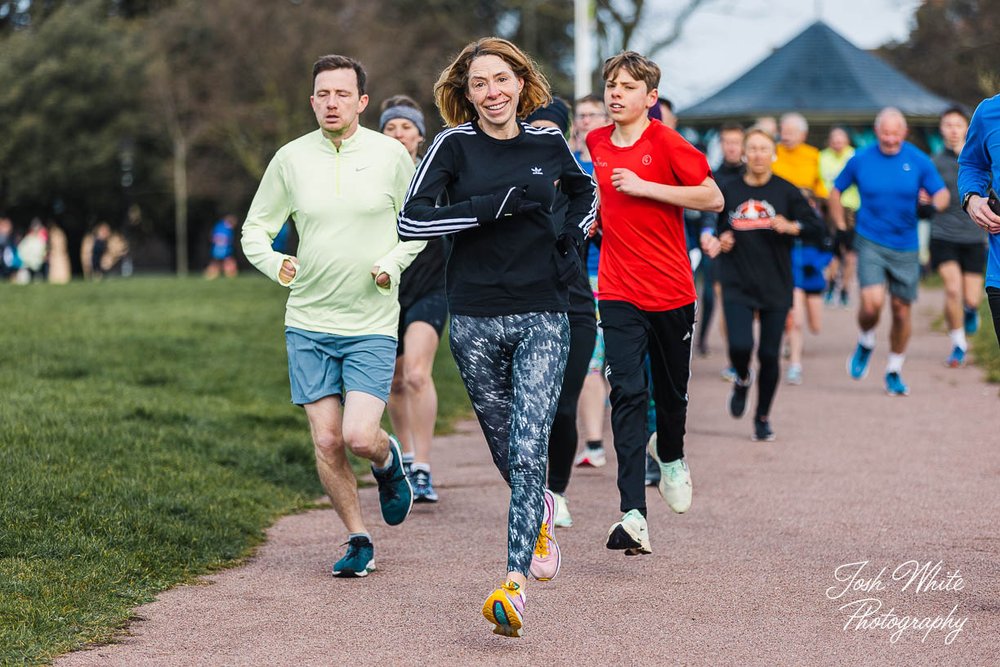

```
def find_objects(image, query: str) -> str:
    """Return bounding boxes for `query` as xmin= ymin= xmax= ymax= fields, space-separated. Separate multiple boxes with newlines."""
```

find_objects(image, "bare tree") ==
xmin=596 ymin=0 xmax=717 ymax=56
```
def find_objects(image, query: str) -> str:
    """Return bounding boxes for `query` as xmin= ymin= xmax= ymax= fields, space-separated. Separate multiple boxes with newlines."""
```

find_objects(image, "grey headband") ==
xmin=379 ymin=105 xmax=425 ymax=137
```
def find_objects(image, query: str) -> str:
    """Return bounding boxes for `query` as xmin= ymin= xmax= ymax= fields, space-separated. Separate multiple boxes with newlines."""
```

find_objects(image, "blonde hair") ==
xmin=434 ymin=37 xmax=552 ymax=127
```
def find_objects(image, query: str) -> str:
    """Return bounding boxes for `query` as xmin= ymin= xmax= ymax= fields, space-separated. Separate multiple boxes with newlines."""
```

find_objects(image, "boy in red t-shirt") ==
xmin=586 ymin=51 xmax=723 ymax=555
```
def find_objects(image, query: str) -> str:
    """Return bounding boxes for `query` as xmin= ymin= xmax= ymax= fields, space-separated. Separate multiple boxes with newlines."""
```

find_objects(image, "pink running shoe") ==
xmin=529 ymin=489 xmax=561 ymax=581
xmin=482 ymin=581 xmax=526 ymax=637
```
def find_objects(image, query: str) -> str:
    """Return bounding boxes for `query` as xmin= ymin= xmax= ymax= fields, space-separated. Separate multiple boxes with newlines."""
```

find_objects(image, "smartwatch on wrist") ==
xmin=962 ymin=192 xmax=981 ymax=212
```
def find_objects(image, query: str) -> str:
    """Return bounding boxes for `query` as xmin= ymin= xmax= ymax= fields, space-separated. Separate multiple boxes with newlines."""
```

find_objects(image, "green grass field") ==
xmin=972 ymin=302 xmax=1000 ymax=382
xmin=0 ymin=276 xmax=469 ymax=664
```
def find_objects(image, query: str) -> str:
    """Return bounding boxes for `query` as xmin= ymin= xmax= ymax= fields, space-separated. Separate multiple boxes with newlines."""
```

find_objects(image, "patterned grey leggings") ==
xmin=449 ymin=312 xmax=569 ymax=576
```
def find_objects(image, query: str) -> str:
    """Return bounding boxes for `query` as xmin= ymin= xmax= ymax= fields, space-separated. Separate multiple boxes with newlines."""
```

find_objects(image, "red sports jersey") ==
xmin=586 ymin=120 xmax=712 ymax=311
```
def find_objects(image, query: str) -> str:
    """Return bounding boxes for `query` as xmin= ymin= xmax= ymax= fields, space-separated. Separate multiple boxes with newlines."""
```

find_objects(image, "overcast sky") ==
xmin=630 ymin=0 xmax=923 ymax=109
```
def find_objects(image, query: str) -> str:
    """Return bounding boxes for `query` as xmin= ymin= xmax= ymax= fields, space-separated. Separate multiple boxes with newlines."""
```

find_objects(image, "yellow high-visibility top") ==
xmin=774 ymin=143 xmax=829 ymax=199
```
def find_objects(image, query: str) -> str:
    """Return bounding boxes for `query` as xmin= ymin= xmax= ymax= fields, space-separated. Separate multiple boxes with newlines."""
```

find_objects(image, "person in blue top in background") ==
xmin=829 ymin=108 xmax=949 ymax=396
xmin=205 ymin=214 xmax=238 ymax=279
xmin=958 ymin=93 xmax=1000 ymax=348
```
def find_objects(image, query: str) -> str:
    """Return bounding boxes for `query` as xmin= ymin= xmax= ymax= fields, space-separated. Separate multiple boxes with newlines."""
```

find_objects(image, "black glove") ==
xmin=553 ymin=234 xmax=582 ymax=286
xmin=916 ymin=202 xmax=937 ymax=220
xmin=471 ymin=186 xmax=542 ymax=224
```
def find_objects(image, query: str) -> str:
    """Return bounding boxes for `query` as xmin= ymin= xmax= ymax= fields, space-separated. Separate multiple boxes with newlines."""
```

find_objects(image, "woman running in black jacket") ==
xmin=397 ymin=37 xmax=596 ymax=637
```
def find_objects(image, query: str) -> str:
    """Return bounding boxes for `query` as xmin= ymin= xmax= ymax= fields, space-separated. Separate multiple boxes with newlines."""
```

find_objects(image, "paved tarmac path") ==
xmin=58 ymin=291 xmax=999 ymax=666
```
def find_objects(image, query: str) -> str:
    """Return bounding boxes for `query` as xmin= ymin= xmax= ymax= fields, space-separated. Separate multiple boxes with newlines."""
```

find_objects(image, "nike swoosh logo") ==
xmin=356 ymin=166 xmax=370 ymax=172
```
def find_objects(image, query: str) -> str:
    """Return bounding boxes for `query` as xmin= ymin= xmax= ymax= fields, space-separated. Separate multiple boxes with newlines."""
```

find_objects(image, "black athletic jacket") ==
xmin=398 ymin=121 xmax=596 ymax=317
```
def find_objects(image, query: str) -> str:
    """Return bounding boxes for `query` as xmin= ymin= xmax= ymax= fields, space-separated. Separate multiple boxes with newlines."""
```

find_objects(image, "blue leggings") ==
xmin=449 ymin=312 xmax=569 ymax=576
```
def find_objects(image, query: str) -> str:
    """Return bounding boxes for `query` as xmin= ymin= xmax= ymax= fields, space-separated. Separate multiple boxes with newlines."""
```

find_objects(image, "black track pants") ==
xmin=547 ymin=317 xmax=597 ymax=494
xmin=599 ymin=300 xmax=695 ymax=514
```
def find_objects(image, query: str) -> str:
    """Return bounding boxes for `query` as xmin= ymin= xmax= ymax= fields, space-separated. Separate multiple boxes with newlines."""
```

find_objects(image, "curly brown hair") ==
xmin=434 ymin=37 xmax=552 ymax=127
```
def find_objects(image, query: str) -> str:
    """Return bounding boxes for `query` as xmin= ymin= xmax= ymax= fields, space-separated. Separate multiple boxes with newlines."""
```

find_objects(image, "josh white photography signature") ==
xmin=826 ymin=560 xmax=969 ymax=644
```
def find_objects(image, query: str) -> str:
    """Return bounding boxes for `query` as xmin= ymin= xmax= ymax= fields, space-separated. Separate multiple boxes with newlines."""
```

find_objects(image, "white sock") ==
xmin=949 ymin=328 xmax=968 ymax=351
xmin=886 ymin=353 xmax=905 ymax=374
xmin=411 ymin=462 xmax=430 ymax=474
xmin=858 ymin=329 xmax=876 ymax=349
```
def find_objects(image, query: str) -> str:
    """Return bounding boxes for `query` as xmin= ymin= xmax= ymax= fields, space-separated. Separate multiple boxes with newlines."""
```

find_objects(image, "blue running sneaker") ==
xmin=371 ymin=436 xmax=413 ymax=526
xmin=946 ymin=346 xmax=967 ymax=368
xmin=964 ymin=307 xmax=979 ymax=335
xmin=885 ymin=372 xmax=909 ymax=396
xmin=847 ymin=344 xmax=873 ymax=380
xmin=332 ymin=535 xmax=375 ymax=578
xmin=410 ymin=467 xmax=439 ymax=503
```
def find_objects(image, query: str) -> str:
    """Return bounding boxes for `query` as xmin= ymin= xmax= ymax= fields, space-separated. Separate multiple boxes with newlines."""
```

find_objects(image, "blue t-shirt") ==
xmin=958 ymin=94 xmax=1000 ymax=289
xmin=211 ymin=220 xmax=235 ymax=260
xmin=834 ymin=142 xmax=945 ymax=251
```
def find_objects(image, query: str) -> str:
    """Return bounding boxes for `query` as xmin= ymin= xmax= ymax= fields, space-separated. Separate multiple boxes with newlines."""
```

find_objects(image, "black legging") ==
xmin=547 ymin=317 xmax=597 ymax=494
xmin=448 ymin=311 xmax=569 ymax=576
xmin=988 ymin=287 xmax=1000 ymax=345
xmin=722 ymin=300 xmax=788 ymax=420
xmin=697 ymin=255 xmax=716 ymax=350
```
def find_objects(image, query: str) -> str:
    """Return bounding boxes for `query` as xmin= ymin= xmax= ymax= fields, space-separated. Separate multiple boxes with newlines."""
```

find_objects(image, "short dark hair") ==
xmin=312 ymin=54 xmax=367 ymax=95
xmin=575 ymin=93 xmax=603 ymax=107
xmin=940 ymin=105 xmax=970 ymax=123
xmin=658 ymin=97 xmax=673 ymax=111
xmin=720 ymin=122 xmax=744 ymax=135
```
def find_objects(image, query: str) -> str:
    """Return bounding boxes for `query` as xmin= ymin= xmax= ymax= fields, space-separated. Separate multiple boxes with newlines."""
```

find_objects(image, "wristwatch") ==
xmin=961 ymin=191 xmax=981 ymax=212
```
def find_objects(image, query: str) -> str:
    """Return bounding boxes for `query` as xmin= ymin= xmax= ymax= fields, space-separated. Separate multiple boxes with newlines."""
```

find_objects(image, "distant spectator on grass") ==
xmin=81 ymin=222 xmax=129 ymax=280
xmin=47 ymin=221 xmax=72 ymax=285
xmin=205 ymin=214 xmax=239 ymax=279
xmin=17 ymin=218 xmax=49 ymax=283
xmin=0 ymin=215 xmax=20 ymax=282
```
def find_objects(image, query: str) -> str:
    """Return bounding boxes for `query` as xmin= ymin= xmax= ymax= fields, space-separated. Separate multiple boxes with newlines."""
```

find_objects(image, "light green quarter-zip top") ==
xmin=242 ymin=127 xmax=424 ymax=338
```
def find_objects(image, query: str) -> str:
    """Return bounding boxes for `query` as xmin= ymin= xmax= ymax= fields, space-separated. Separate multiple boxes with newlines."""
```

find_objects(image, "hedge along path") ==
xmin=57 ymin=291 xmax=1000 ymax=666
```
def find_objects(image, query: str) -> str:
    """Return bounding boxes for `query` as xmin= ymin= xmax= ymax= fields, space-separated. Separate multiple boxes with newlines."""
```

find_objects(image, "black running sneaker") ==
xmin=728 ymin=372 xmax=753 ymax=418
xmin=751 ymin=418 xmax=775 ymax=442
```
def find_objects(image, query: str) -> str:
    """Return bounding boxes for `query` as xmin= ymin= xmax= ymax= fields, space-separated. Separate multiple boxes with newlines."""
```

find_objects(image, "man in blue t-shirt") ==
xmin=829 ymin=108 xmax=948 ymax=396
xmin=957 ymin=93 xmax=1000 ymax=349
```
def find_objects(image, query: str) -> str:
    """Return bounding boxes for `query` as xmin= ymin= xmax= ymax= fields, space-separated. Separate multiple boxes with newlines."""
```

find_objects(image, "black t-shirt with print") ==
xmin=716 ymin=174 xmax=824 ymax=310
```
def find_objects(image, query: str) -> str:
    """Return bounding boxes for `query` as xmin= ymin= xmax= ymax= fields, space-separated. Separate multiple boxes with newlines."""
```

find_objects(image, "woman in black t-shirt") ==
xmin=701 ymin=128 xmax=823 ymax=443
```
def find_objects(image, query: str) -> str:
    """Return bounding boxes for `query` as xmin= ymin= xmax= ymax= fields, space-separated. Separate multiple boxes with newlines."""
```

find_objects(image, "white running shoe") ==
xmin=647 ymin=434 xmax=692 ymax=514
xmin=551 ymin=491 xmax=573 ymax=528
xmin=605 ymin=509 xmax=651 ymax=555
xmin=574 ymin=446 xmax=606 ymax=468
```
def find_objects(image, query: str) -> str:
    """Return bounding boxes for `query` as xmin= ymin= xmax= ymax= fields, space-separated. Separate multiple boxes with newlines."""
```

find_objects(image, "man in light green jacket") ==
xmin=242 ymin=54 xmax=424 ymax=578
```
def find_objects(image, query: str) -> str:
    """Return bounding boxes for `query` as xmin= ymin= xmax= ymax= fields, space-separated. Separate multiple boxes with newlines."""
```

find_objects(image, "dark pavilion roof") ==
xmin=677 ymin=21 xmax=952 ymax=124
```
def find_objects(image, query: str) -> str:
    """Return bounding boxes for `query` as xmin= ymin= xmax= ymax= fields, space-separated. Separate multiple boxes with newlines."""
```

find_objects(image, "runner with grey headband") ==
xmin=379 ymin=95 xmax=447 ymax=504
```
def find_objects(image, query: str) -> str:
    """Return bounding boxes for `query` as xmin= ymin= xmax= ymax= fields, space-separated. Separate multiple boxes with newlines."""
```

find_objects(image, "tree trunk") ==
xmin=173 ymin=134 xmax=188 ymax=277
